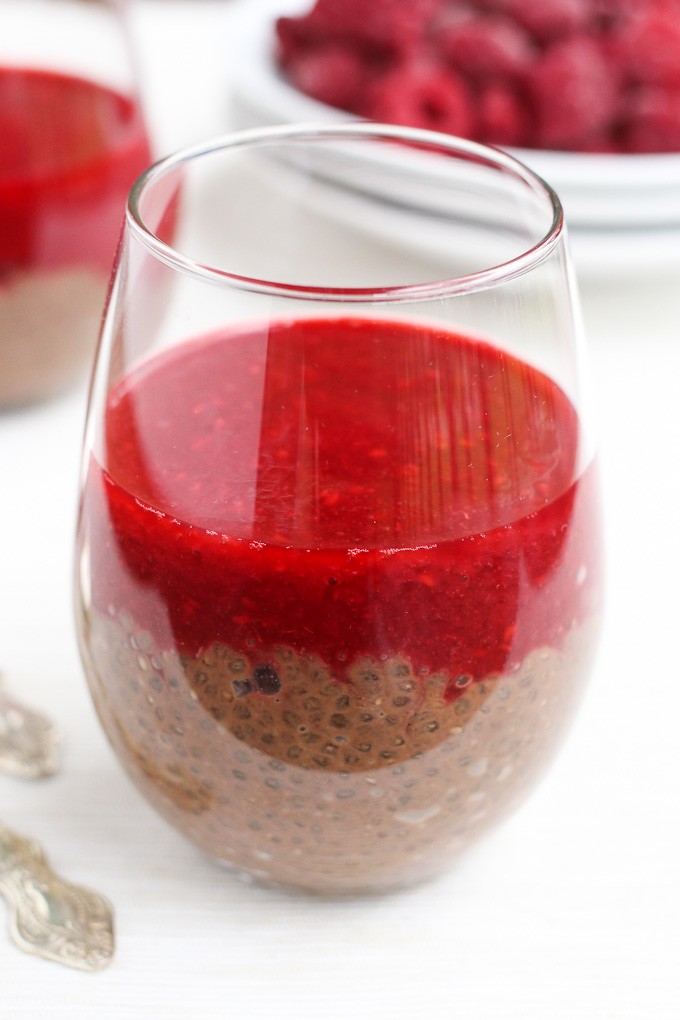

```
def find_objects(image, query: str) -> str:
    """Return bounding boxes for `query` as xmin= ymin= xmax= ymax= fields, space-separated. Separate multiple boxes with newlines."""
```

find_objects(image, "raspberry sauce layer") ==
xmin=0 ymin=66 xmax=150 ymax=275
xmin=83 ymin=316 xmax=598 ymax=685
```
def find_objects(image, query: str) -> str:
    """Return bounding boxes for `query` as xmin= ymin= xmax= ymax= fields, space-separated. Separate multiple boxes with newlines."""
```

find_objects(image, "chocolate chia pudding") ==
xmin=80 ymin=610 xmax=597 ymax=894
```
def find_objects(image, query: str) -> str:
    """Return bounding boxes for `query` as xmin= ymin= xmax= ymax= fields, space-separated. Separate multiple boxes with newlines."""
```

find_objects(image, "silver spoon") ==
xmin=0 ymin=676 xmax=114 ymax=970
xmin=0 ymin=821 xmax=114 ymax=971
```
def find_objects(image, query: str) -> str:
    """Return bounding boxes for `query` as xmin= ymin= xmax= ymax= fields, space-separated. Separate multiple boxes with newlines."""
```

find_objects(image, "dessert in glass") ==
xmin=0 ymin=0 xmax=151 ymax=407
xmin=75 ymin=124 xmax=603 ymax=894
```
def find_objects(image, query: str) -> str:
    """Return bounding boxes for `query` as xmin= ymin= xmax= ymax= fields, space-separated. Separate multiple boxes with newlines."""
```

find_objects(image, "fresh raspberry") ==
xmin=590 ymin=0 xmax=639 ymax=32
xmin=284 ymin=44 xmax=367 ymax=111
xmin=610 ymin=6 xmax=680 ymax=88
xmin=275 ymin=0 xmax=680 ymax=153
xmin=525 ymin=36 xmax=621 ymax=149
xmin=362 ymin=59 xmax=476 ymax=137
xmin=438 ymin=13 xmax=536 ymax=81
xmin=622 ymin=85 xmax=680 ymax=151
xmin=477 ymin=82 xmax=532 ymax=146
xmin=275 ymin=15 xmax=322 ymax=70
xmin=488 ymin=0 xmax=593 ymax=42
xmin=303 ymin=0 xmax=442 ymax=52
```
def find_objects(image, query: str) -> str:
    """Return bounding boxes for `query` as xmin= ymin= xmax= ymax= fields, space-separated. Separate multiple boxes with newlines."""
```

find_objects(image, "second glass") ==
xmin=0 ymin=0 xmax=151 ymax=407
xmin=75 ymin=124 xmax=603 ymax=895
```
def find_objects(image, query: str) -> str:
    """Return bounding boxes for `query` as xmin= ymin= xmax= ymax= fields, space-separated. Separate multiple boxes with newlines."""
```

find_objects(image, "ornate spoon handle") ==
xmin=0 ymin=676 xmax=60 ymax=779
xmin=0 ymin=822 xmax=115 ymax=971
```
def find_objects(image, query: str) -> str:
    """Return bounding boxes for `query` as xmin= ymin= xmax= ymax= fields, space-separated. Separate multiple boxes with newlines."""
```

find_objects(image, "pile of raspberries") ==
xmin=275 ymin=0 xmax=680 ymax=153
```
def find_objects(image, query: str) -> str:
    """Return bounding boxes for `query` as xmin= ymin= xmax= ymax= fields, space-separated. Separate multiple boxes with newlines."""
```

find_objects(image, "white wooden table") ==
xmin=1 ymin=2 xmax=679 ymax=1016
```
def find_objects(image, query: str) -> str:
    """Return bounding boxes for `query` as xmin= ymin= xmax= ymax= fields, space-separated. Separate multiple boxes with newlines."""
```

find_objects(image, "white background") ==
xmin=1 ymin=1 xmax=679 ymax=1016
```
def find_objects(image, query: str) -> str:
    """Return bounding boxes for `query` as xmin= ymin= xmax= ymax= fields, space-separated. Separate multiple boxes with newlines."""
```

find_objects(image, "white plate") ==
xmin=228 ymin=0 xmax=680 ymax=278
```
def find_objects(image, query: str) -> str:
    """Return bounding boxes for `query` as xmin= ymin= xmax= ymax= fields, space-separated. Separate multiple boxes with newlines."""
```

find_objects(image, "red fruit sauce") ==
xmin=83 ymin=317 xmax=599 ymax=689
xmin=0 ymin=66 xmax=150 ymax=275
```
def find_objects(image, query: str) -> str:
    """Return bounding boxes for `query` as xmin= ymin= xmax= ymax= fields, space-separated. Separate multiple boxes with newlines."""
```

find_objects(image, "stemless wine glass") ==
xmin=75 ymin=124 xmax=603 ymax=895
xmin=0 ymin=0 xmax=151 ymax=407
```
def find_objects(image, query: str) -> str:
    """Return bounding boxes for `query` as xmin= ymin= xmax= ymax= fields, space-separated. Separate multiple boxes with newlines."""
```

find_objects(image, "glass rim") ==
xmin=127 ymin=122 xmax=565 ymax=303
